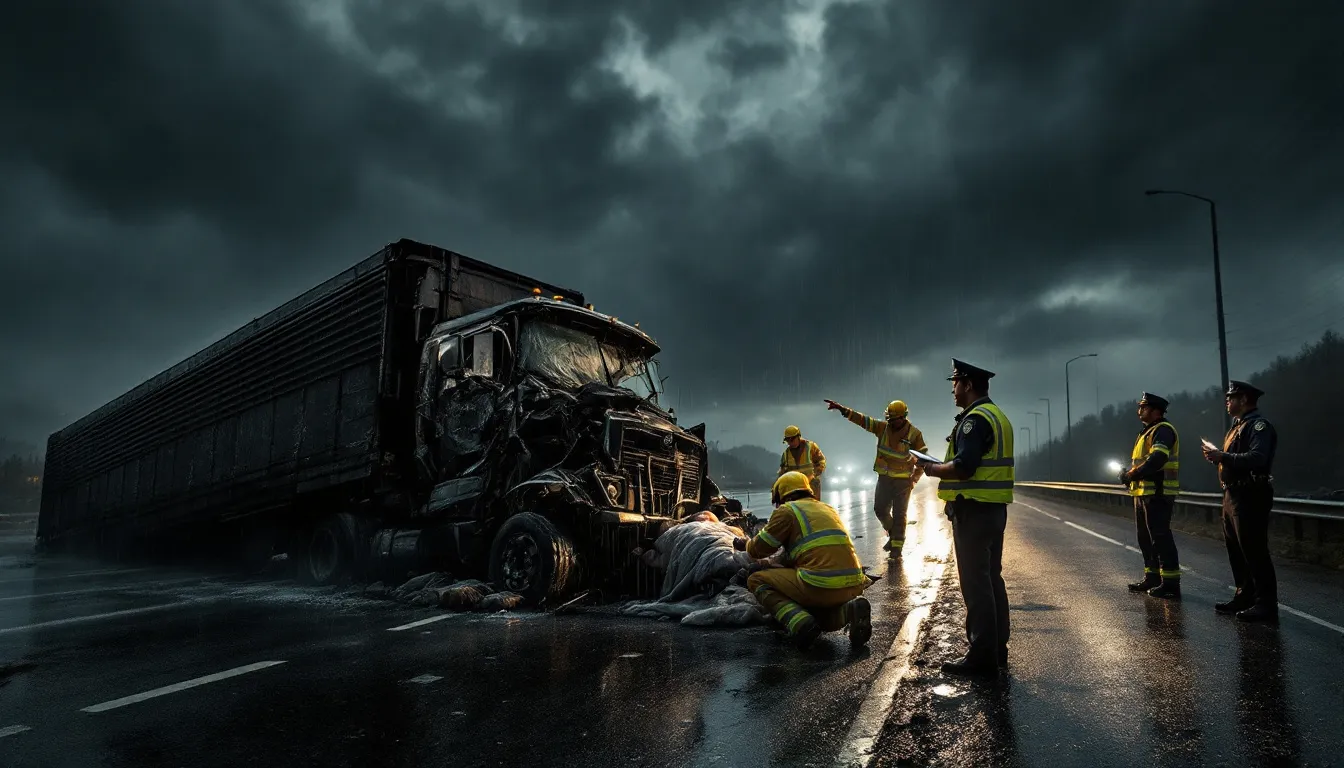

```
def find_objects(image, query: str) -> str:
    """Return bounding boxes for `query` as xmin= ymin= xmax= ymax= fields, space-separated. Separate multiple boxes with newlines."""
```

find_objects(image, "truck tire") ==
xmin=300 ymin=515 xmax=352 ymax=586
xmin=488 ymin=513 xmax=580 ymax=604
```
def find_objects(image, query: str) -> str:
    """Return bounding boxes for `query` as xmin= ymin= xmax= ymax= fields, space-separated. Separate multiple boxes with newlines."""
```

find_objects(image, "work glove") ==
xmin=732 ymin=537 xmax=748 ymax=551
xmin=1117 ymin=470 xmax=1130 ymax=485
xmin=823 ymin=399 xmax=843 ymax=412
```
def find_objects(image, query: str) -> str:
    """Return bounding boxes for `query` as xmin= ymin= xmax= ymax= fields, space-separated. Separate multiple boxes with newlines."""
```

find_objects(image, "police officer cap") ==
xmin=1138 ymin=392 xmax=1169 ymax=411
xmin=1226 ymin=380 xmax=1265 ymax=399
xmin=946 ymin=358 xmax=996 ymax=381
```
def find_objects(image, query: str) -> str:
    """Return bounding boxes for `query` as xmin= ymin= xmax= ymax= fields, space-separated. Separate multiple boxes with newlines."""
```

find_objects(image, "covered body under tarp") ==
xmin=618 ymin=513 xmax=778 ymax=626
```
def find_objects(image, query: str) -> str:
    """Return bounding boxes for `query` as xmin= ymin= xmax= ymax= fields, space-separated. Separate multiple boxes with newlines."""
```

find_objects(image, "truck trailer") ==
xmin=37 ymin=238 xmax=719 ymax=602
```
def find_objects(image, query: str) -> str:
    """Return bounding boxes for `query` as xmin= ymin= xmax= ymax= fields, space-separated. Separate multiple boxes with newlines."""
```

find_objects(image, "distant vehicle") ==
xmin=38 ymin=239 xmax=719 ymax=603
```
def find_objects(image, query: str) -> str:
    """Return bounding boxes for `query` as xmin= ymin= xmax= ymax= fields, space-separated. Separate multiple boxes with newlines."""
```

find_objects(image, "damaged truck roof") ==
xmin=432 ymin=296 xmax=660 ymax=355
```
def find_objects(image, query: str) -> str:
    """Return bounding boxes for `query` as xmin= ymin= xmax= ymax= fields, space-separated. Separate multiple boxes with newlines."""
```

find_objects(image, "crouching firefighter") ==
xmin=733 ymin=472 xmax=872 ymax=649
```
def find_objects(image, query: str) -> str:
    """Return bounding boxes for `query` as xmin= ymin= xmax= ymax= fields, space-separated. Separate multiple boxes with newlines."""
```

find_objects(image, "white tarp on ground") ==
xmin=618 ymin=518 xmax=772 ymax=627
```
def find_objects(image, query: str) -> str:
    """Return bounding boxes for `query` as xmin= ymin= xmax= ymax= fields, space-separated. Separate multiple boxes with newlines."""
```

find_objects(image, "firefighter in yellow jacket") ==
xmin=734 ymin=472 xmax=872 ymax=649
xmin=825 ymin=398 xmax=928 ymax=557
xmin=779 ymin=425 xmax=828 ymax=500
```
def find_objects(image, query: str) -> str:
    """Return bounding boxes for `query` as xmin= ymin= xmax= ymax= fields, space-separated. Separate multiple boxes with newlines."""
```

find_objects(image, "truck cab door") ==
xmin=435 ymin=327 xmax=512 ymax=478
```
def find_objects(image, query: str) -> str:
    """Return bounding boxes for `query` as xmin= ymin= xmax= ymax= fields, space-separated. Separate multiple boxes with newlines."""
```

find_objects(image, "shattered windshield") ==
xmin=518 ymin=320 xmax=661 ymax=400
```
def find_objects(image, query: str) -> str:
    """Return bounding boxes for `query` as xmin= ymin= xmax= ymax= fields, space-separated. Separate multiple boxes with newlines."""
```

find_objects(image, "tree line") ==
xmin=1016 ymin=331 xmax=1343 ymax=498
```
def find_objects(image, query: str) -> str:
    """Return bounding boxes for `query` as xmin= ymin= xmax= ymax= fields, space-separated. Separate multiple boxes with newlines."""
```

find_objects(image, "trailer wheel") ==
xmin=488 ymin=513 xmax=580 ymax=604
xmin=301 ymin=516 xmax=351 ymax=586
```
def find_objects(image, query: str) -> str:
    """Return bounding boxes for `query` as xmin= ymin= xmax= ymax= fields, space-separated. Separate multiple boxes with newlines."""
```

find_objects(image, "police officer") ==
xmin=1120 ymin=392 xmax=1182 ymax=599
xmin=1202 ymin=380 xmax=1279 ymax=624
xmin=914 ymin=359 xmax=1013 ymax=678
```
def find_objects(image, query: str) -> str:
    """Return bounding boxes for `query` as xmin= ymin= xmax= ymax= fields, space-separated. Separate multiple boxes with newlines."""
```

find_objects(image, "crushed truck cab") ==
xmin=409 ymin=297 xmax=719 ymax=601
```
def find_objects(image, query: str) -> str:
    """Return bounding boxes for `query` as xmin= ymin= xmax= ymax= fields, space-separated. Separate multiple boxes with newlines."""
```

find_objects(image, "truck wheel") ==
xmin=300 ymin=516 xmax=351 ymax=586
xmin=488 ymin=513 xmax=580 ymax=604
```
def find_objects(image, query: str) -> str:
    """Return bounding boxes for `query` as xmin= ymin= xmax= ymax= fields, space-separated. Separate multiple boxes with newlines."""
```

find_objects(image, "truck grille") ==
xmin=618 ymin=428 xmax=702 ymax=516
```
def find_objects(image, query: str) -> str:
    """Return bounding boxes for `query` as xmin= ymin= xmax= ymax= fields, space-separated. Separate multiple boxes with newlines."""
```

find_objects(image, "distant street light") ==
xmin=1066 ymin=354 xmax=1097 ymax=478
xmin=1027 ymin=410 xmax=1043 ymax=466
xmin=1038 ymin=398 xmax=1053 ymax=479
xmin=1145 ymin=188 xmax=1231 ymax=432
xmin=1107 ymin=459 xmax=1125 ymax=475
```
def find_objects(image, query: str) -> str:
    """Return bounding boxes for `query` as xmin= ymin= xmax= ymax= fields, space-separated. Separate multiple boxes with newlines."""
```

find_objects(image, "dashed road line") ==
xmin=1017 ymin=500 xmax=1344 ymax=637
xmin=80 ymin=660 xmax=287 ymax=713
xmin=0 ymin=599 xmax=217 ymax=635
xmin=388 ymin=614 xmax=456 ymax=632
xmin=0 ymin=576 xmax=215 ymax=603
xmin=407 ymin=674 xmax=443 ymax=684
xmin=0 ymin=567 xmax=153 ymax=586
xmin=1063 ymin=520 xmax=1125 ymax=547
xmin=0 ymin=725 xmax=32 ymax=739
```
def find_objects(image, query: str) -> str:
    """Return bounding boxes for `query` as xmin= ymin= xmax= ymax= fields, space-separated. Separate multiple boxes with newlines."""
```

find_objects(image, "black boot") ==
xmin=1215 ymin=590 xmax=1255 ymax=615
xmin=1147 ymin=580 xmax=1181 ymax=599
xmin=942 ymin=656 xmax=1000 ymax=679
xmin=792 ymin=616 xmax=823 ymax=649
xmin=843 ymin=596 xmax=872 ymax=647
xmin=1128 ymin=573 xmax=1161 ymax=592
xmin=1236 ymin=602 xmax=1279 ymax=625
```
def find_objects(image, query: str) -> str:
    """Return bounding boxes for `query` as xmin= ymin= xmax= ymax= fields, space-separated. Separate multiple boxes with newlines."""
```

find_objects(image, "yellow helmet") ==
xmin=772 ymin=471 xmax=813 ymax=505
xmin=782 ymin=425 xmax=802 ymax=442
xmin=886 ymin=400 xmax=908 ymax=419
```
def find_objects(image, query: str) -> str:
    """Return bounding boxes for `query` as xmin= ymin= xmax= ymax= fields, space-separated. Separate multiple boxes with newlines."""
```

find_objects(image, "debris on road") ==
xmin=381 ymin=572 xmax=524 ymax=614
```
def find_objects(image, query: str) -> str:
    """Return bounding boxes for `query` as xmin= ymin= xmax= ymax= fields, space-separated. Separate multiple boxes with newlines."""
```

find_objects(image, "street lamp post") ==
xmin=1066 ymin=353 xmax=1097 ymax=477
xmin=1038 ymin=398 xmax=1053 ymax=479
xmin=1145 ymin=188 xmax=1231 ymax=432
xmin=1020 ymin=427 xmax=1032 ymax=459
xmin=1027 ymin=410 xmax=1043 ymax=455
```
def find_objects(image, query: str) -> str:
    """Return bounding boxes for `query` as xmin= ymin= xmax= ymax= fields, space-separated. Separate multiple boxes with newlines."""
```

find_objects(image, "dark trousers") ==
xmin=1135 ymin=495 xmax=1180 ymax=577
xmin=874 ymin=475 xmax=914 ymax=542
xmin=1222 ymin=486 xmax=1278 ymax=604
xmin=950 ymin=502 xmax=1010 ymax=667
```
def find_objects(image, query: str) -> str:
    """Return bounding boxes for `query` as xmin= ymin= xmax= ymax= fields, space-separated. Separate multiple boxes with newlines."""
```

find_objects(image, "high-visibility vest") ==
xmin=1129 ymin=420 xmax=1180 ymax=496
xmin=780 ymin=441 xmax=817 ymax=478
xmin=874 ymin=422 xmax=915 ymax=479
xmin=782 ymin=500 xmax=868 ymax=589
xmin=936 ymin=402 xmax=1015 ymax=503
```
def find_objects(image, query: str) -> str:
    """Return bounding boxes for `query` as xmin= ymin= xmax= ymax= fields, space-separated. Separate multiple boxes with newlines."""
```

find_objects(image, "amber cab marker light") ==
xmin=531 ymin=287 xmax=542 ymax=296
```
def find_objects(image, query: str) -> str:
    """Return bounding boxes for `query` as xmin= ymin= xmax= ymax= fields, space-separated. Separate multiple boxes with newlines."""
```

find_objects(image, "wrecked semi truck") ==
xmin=37 ymin=238 xmax=720 ymax=602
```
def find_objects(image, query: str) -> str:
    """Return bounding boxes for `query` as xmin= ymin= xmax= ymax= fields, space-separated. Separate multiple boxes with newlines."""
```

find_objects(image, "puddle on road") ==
xmin=931 ymin=684 xmax=966 ymax=698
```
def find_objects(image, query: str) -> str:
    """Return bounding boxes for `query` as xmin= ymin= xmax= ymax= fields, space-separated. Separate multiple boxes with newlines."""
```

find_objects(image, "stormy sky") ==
xmin=2 ymin=0 xmax=1342 ymax=469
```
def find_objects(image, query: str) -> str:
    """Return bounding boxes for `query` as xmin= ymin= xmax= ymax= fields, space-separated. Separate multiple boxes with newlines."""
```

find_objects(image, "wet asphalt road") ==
xmin=1 ymin=485 xmax=1342 ymax=768
xmin=866 ymin=490 xmax=1344 ymax=768
xmin=0 ymin=487 xmax=948 ymax=768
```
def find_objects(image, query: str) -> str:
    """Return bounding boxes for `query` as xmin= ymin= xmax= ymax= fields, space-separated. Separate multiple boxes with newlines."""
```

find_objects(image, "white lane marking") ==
xmin=388 ymin=614 xmax=455 ymax=632
xmin=1020 ymin=500 xmax=1344 ymax=636
xmin=0 ymin=567 xmax=153 ymax=586
xmin=836 ymin=517 xmax=952 ymax=767
xmin=0 ymin=725 xmax=32 ymax=739
xmin=1280 ymin=604 xmax=1344 ymax=635
xmin=0 ymin=599 xmax=212 ymax=635
xmin=1063 ymin=520 xmax=1126 ymax=547
xmin=80 ymin=661 xmax=287 ymax=713
xmin=0 ymin=576 xmax=215 ymax=603
xmin=407 ymin=674 xmax=442 ymax=684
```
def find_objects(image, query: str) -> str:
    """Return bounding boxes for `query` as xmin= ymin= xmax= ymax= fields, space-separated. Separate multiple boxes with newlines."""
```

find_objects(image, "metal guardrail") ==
xmin=1018 ymin=481 xmax=1344 ymax=521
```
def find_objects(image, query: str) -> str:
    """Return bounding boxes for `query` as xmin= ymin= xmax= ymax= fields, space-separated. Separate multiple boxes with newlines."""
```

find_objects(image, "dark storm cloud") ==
xmin=711 ymin=38 xmax=793 ymax=78
xmin=0 ymin=0 xmax=1341 ymax=450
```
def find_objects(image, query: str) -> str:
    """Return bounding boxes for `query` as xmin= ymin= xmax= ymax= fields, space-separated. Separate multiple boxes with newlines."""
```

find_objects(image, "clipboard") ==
xmin=908 ymin=448 xmax=942 ymax=464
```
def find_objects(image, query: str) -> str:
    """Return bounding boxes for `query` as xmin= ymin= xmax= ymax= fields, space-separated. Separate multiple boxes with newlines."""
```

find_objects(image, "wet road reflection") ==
xmin=1138 ymin=599 xmax=1205 ymax=766
xmin=1235 ymin=625 xmax=1304 ymax=766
